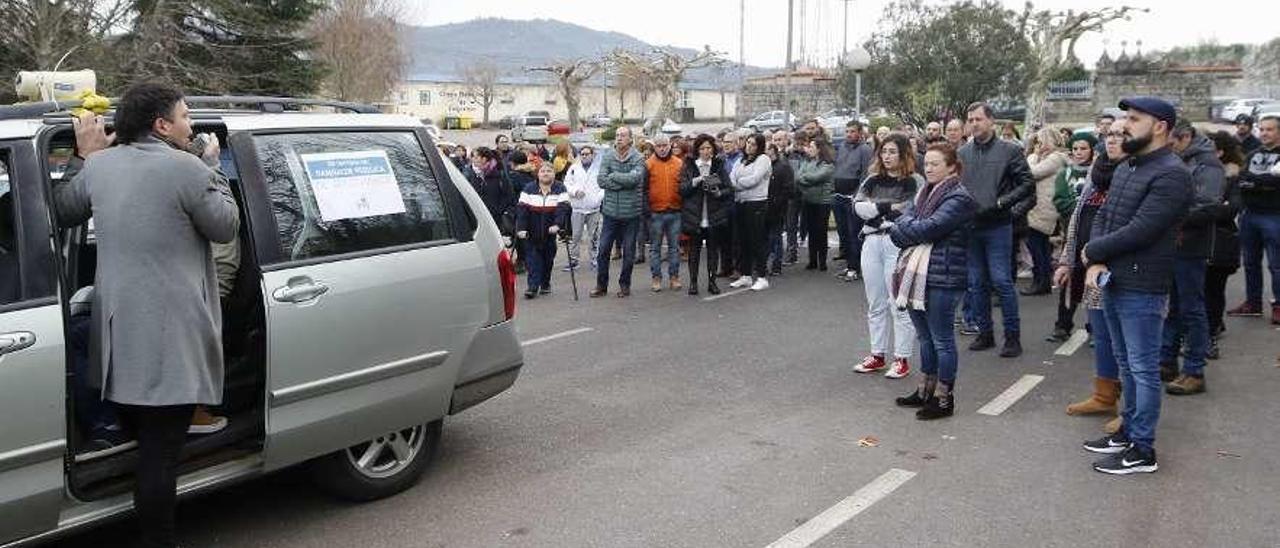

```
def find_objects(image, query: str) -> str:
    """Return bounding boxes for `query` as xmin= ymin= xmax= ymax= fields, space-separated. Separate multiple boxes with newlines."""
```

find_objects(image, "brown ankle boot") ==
xmin=1065 ymin=377 xmax=1120 ymax=416
xmin=1103 ymin=415 xmax=1123 ymax=434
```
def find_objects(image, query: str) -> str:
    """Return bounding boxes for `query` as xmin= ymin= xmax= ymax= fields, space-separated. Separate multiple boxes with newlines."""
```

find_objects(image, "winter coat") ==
xmin=1052 ymin=162 xmax=1091 ymax=220
xmin=515 ymin=181 xmax=571 ymax=244
xmin=1240 ymin=144 xmax=1280 ymax=213
xmin=54 ymin=136 xmax=239 ymax=405
xmin=796 ymin=158 xmax=835 ymax=205
xmin=646 ymin=153 xmax=684 ymax=212
xmin=833 ymin=139 xmax=873 ymax=195
xmin=768 ymin=157 xmax=797 ymax=226
xmin=1240 ymin=133 xmax=1263 ymax=157
xmin=464 ymin=162 xmax=515 ymax=228
xmin=889 ymin=179 xmax=979 ymax=289
xmin=1208 ymin=165 xmax=1243 ymax=269
xmin=731 ymin=154 xmax=772 ymax=202
xmin=1026 ymin=151 xmax=1070 ymax=235
xmin=957 ymin=134 xmax=1034 ymax=227
xmin=598 ymin=146 xmax=648 ymax=219
xmin=564 ymin=160 xmax=604 ymax=213
xmin=854 ymin=172 xmax=921 ymax=233
xmin=1176 ymin=134 xmax=1226 ymax=259
xmin=679 ymin=156 xmax=734 ymax=234
xmin=1084 ymin=146 xmax=1193 ymax=294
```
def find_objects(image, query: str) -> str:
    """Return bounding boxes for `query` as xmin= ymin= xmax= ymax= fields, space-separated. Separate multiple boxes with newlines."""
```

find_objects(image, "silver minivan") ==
xmin=0 ymin=99 xmax=524 ymax=546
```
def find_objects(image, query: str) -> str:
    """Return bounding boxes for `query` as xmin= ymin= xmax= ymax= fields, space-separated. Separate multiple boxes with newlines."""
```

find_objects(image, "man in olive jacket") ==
xmin=55 ymin=83 xmax=239 ymax=547
xmin=592 ymin=126 xmax=648 ymax=297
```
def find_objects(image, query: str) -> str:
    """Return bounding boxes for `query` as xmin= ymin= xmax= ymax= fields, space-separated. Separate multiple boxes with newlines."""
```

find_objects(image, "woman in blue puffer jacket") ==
xmin=888 ymin=143 xmax=978 ymax=420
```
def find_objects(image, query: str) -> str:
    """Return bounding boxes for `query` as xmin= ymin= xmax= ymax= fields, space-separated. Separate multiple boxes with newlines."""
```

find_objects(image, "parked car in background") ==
xmin=585 ymin=113 xmax=612 ymax=127
xmin=548 ymin=119 xmax=571 ymax=136
xmin=1210 ymin=96 xmax=1239 ymax=122
xmin=1251 ymin=101 xmax=1280 ymax=119
xmin=1224 ymin=98 xmax=1272 ymax=123
xmin=642 ymin=117 xmax=683 ymax=137
xmin=512 ymin=115 xmax=549 ymax=143
xmin=818 ymin=107 xmax=869 ymax=134
xmin=524 ymin=110 xmax=551 ymax=120
xmin=498 ymin=115 xmax=517 ymax=129
xmin=744 ymin=110 xmax=796 ymax=133
xmin=567 ymin=132 xmax=597 ymax=153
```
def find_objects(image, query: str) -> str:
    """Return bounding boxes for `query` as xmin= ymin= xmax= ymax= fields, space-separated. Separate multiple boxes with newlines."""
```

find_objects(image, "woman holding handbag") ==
xmin=679 ymin=134 xmax=733 ymax=295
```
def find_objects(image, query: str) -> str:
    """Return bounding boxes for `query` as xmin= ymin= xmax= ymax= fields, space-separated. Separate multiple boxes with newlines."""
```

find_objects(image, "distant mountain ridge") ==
xmin=403 ymin=17 xmax=771 ymax=84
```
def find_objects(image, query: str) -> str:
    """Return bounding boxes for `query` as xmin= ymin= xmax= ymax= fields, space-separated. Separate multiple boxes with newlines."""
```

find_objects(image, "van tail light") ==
xmin=497 ymin=249 xmax=516 ymax=320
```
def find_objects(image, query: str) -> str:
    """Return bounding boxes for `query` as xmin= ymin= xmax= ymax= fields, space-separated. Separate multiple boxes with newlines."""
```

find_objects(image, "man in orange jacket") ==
xmin=646 ymin=133 xmax=684 ymax=291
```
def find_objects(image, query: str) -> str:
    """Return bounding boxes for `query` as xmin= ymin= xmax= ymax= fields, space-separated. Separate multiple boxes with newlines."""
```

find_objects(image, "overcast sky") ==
xmin=405 ymin=0 xmax=1279 ymax=69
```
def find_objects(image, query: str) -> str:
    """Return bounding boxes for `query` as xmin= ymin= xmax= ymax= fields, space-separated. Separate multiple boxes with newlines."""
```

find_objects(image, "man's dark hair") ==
xmin=965 ymin=102 xmax=994 ymax=119
xmin=1236 ymin=115 xmax=1255 ymax=127
xmin=114 ymin=82 xmax=185 ymax=145
xmin=1172 ymin=120 xmax=1197 ymax=139
xmin=495 ymin=134 xmax=510 ymax=145
xmin=845 ymin=119 xmax=864 ymax=131
xmin=1098 ymin=113 xmax=1116 ymax=122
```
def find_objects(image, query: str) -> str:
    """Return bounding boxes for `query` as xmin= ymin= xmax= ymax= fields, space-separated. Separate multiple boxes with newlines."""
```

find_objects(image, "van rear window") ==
xmin=253 ymin=131 xmax=452 ymax=263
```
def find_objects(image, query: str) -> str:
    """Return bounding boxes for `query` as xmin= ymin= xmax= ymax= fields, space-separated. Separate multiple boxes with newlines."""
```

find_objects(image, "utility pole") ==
xmin=843 ymin=0 xmax=851 ymax=55
xmin=738 ymin=0 xmax=745 ymax=125
xmin=784 ymin=0 xmax=793 ymax=135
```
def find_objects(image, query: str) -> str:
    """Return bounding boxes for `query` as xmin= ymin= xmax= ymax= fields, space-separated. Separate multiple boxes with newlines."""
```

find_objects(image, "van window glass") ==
xmin=1 ymin=152 xmax=21 ymax=305
xmin=254 ymin=131 xmax=451 ymax=263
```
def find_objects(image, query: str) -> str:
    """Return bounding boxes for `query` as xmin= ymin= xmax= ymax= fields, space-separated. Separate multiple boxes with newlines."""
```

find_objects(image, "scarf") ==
xmin=892 ymin=175 xmax=961 ymax=311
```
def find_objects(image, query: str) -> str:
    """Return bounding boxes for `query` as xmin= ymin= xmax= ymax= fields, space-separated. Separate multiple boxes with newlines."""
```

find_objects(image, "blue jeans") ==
xmin=967 ymin=222 xmax=1020 ymax=334
xmin=1239 ymin=210 xmax=1280 ymax=307
xmin=1161 ymin=258 xmax=1209 ymax=376
xmin=831 ymin=194 xmax=863 ymax=267
xmin=523 ymin=238 xmax=557 ymax=291
xmin=1087 ymin=308 xmax=1119 ymax=379
xmin=648 ymin=212 xmax=682 ymax=278
xmin=908 ymin=288 xmax=964 ymax=385
xmin=1102 ymin=288 xmax=1168 ymax=452
xmin=1025 ymin=230 xmax=1052 ymax=284
xmin=597 ymin=215 xmax=639 ymax=290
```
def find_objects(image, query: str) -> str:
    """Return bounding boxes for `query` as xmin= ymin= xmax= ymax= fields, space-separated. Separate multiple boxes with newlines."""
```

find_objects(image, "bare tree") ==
xmin=311 ymin=0 xmax=407 ymax=103
xmin=461 ymin=59 xmax=500 ymax=126
xmin=1019 ymin=3 xmax=1145 ymax=129
xmin=527 ymin=58 xmax=604 ymax=131
xmin=609 ymin=46 xmax=726 ymax=125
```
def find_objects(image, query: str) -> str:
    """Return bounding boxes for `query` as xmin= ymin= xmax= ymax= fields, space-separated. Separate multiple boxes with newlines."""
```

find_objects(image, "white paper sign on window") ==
xmin=300 ymin=150 xmax=407 ymax=221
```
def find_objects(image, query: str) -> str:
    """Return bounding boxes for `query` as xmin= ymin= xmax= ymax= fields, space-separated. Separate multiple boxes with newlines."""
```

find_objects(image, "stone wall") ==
xmin=739 ymin=81 xmax=839 ymax=120
xmin=1093 ymin=72 xmax=1215 ymax=122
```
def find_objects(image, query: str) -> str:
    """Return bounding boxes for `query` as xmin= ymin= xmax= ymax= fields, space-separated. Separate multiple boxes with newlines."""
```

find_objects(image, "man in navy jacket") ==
xmin=1080 ymin=97 xmax=1192 ymax=475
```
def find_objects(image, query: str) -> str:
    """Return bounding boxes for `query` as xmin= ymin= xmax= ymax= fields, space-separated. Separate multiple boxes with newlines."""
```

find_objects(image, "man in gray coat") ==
xmin=56 ymin=83 xmax=239 ymax=548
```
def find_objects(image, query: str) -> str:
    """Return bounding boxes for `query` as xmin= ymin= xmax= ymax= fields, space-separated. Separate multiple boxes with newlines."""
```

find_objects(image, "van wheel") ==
xmin=310 ymin=420 xmax=441 ymax=501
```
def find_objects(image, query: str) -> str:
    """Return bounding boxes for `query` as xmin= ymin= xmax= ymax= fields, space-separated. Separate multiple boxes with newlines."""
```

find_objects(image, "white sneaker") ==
xmin=729 ymin=276 xmax=753 ymax=289
xmin=750 ymin=277 xmax=770 ymax=291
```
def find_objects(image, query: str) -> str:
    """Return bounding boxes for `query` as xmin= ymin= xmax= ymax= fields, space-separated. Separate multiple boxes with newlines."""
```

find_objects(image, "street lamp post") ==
xmin=842 ymin=47 xmax=871 ymax=115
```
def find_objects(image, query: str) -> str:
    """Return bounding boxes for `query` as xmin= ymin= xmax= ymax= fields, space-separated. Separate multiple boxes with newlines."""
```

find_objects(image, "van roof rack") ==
xmin=1 ymin=95 xmax=380 ymax=121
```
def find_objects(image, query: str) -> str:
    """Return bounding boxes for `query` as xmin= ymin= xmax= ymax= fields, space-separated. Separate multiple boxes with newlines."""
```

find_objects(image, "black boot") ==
xmin=969 ymin=332 xmax=996 ymax=351
xmin=1159 ymin=360 xmax=1178 ymax=383
xmin=1000 ymin=331 xmax=1023 ymax=358
xmin=818 ymin=248 xmax=828 ymax=271
xmin=1045 ymin=326 xmax=1072 ymax=343
xmin=707 ymin=277 xmax=721 ymax=295
xmin=917 ymin=383 xmax=954 ymax=420
xmin=896 ymin=375 xmax=936 ymax=408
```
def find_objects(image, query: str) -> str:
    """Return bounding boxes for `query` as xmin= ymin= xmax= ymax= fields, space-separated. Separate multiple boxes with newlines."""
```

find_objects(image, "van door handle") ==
xmin=272 ymin=278 xmax=329 ymax=304
xmin=0 ymin=331 xmax=36 ymax=356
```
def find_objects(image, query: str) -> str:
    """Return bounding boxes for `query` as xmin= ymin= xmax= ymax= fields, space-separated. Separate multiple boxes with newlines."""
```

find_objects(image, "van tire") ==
xmin=309 ymin=420 xmax=442 ymax=501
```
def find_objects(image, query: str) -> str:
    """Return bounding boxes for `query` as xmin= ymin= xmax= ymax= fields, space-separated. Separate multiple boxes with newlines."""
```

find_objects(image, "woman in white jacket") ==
xmin=1021 ymin=128 xmax=1069 ymax=296
xmin=564 ymin=145 xmax=605 ymax=270
xmin=729 ymin=134 xmax=773 ymax=291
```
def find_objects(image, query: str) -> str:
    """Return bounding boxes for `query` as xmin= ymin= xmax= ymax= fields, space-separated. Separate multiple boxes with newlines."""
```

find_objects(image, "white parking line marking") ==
xmin=521 ymin=327 xmax=594 ymax=347
xmin=765 ymin=468 xmax=917 ymax=548
xmin=1054 ymin=329 xmax=1089 ymax=356
xmin=977 ymin=374 xmax=1045 ymax=416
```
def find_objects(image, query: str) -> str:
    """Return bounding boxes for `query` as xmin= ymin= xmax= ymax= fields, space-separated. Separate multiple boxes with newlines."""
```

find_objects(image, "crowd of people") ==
xmin=461 ymin=98 xmax=1280 ymax=476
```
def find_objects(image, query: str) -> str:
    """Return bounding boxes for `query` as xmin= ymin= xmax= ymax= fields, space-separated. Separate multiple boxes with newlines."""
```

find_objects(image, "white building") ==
xmin=392 ymin=72 xmax=738 ymax=125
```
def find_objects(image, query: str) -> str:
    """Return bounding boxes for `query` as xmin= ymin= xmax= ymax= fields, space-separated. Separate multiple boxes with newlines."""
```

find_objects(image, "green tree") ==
xmin=846 ymin=0 xmax=1033 ymax=127
xmin=117 ymin=0 xmax=325 ymax=96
